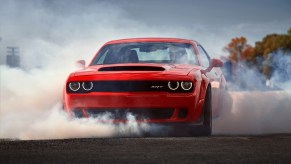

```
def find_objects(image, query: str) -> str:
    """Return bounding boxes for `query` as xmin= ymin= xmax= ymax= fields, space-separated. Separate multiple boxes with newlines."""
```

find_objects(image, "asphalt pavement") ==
xmin=1 ymin=134 xmax=291 ymax=163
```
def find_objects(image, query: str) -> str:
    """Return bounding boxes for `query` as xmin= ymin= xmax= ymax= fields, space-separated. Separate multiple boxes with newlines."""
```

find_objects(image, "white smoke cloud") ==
xmin=213 ymin=91 xmax=291 ymax=135
xmin=0 ymin=103 xmax=150 ymax=140
xmin=268 ymin=51 xmax=291 ymax=90
xmin=213 ymin=48 xmax=291 ymax=135
xmin=0 ymin=64 xmax=151 ymax=140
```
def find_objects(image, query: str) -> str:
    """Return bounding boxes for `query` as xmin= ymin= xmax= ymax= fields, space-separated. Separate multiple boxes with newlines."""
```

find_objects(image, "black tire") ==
xmin=200 ymin=86 xmax=212 ymax=136
xmin=188 ymin=86 xmax=212 ymax=136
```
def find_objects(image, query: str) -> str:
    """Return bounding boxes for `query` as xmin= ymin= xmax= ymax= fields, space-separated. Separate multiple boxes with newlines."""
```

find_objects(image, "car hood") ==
xmin=72 ymin=63 xmax=200 ymax=77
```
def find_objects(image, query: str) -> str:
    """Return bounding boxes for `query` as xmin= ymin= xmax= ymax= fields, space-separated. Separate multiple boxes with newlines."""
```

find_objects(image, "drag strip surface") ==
xmin=1 ymin=135 xmax=291 ymax=163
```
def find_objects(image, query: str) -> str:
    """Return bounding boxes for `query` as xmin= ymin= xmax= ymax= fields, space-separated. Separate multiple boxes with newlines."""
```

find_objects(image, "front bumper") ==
xmin=64 ymin=92 xmax=204 ymax=123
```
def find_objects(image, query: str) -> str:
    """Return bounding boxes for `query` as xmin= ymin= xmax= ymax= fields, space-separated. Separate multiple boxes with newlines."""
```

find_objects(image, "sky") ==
xmin=0 ymin=0 xmax=290 ymax=68
xmin=117 ymin=0 xmax=291 ymax=26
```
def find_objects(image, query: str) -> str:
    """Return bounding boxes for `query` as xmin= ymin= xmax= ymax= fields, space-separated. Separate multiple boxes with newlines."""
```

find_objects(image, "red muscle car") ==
xmin=63 ymin=38 xmax=226 ymax=136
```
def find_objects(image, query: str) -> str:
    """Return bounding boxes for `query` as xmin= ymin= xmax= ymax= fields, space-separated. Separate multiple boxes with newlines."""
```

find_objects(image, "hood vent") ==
xmin=99 ymin=66 xmax=165 ymax=71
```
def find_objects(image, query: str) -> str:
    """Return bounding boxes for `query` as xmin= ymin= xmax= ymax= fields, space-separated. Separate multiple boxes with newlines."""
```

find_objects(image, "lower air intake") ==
xmin=86 ymin=108 xmax=174 ymax=120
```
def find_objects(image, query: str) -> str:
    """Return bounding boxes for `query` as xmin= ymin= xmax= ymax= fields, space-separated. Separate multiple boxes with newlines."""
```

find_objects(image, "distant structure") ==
xmin=6 ymin=47 xmax=20 ymax=68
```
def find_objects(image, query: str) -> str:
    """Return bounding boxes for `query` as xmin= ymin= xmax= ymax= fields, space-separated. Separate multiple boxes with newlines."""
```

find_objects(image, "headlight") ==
xmin=168 ymin=81 xmax=179 ymax=90
xmin=82 ymin=81 xmax=93 ymax=91
xmin=69 ymin=82 xmax=80 ymax=91
xmin=181 ymin=81 xmax=193 ymax=90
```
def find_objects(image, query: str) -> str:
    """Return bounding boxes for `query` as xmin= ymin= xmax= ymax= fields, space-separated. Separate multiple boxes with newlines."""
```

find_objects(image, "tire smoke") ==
xmin=1 ymin=62 xmax=290 ymax=140
xmin=213 ymin=91 xmax=291 ymax=135
xmin=0 ymin=65 xmax=151 ymax=140
xmin=213 ymin=52 xmax=291 ymax=135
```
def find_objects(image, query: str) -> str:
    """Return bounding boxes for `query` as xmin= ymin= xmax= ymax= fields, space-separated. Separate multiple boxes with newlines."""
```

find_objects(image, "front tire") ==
xmin=200 ymin=86 xmax=212 ymax=135
xmin=188 ymin=86 xmax=212 ymax=136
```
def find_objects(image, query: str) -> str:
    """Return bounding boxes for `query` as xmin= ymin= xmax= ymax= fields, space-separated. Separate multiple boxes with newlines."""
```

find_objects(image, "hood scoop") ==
xmin=98 ymin=66 xmax=165 ymax=72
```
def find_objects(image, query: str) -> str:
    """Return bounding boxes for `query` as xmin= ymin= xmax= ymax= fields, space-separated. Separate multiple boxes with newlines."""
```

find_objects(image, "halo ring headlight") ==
xmin=69 ymin=82 xmax=80 ymax=91
xmin=168 ymin=81 xmax=179 ymax=91
xmin=82 ymin=81 xmax=93 ymax=91
xmin=181 ymin=81 xmax=193 ymax=90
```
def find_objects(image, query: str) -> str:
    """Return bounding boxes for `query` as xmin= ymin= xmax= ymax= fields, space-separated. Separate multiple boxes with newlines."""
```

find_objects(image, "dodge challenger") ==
xmin=63 ymin=38 xmax=226 ymax=136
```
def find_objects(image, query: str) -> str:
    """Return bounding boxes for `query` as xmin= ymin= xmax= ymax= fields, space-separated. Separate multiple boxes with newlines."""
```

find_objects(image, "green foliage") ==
xmin=255 ymin=30 xmax=291 ymax=57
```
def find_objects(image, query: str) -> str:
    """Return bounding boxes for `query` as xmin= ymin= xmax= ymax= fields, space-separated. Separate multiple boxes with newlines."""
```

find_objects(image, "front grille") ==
xmin=67 ymin=81 xmax=193 ymax=93
xmin=91 ymin=81 xmax=167 ymax=92
xmin=85 ymin=108 xmax=174 ymax=120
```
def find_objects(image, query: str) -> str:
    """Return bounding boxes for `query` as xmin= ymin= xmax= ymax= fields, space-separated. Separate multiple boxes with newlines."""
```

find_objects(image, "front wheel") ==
xmin=189 ymin=86 xmax=212 ymax=136
xmin=200 ymin=86 xmax=212 ymax=135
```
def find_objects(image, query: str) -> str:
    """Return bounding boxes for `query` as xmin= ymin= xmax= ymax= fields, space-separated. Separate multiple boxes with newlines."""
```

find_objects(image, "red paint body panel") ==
xmin=65 ymin=92 xmax=200 ymax=123
xmin=63 ymin=38 xmax=225 ymax=124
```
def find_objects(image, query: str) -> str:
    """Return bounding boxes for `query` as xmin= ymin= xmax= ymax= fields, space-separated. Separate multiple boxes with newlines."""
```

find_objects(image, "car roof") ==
xmin=105 ymin=38 xmax=198 ymax=45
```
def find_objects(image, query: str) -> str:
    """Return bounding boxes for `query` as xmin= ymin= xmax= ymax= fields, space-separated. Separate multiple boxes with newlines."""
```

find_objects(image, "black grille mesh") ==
xmin=67 ymin=81 xmax=193 ymax=93
xmin=86 ymin=108 xmax=174 ymax=120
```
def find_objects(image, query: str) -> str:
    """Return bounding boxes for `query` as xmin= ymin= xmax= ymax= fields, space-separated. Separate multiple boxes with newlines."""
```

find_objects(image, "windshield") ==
xmin=90 ymin=42 xmax=198 ymax=65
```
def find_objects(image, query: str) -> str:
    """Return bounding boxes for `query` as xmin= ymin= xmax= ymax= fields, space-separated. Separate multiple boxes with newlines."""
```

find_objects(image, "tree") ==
xmin=224 ymin=36 xmax=254 ymax=63
xmin=223 ymin=37 xmax=255 ymax=87
xmin=223 ymin=28 xmax=291 ymax=90
xmin=255 ymin=28 xmax=291 ymax=78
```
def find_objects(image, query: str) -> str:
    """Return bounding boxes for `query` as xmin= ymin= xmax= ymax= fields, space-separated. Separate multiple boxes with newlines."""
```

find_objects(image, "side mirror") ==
xmin=76 ymin=60 xmax=86 ymax=69
xmin=201 ymin=58 xmax=223 ymax=74
xmin=210 ymin=58 xmax=223 ymax=68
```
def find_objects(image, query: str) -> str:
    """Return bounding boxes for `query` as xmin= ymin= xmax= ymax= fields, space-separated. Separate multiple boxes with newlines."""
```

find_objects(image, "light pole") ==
xmin=6 ymin=47 xmax=20 ymax=68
